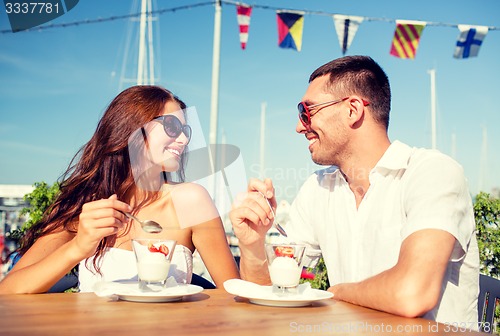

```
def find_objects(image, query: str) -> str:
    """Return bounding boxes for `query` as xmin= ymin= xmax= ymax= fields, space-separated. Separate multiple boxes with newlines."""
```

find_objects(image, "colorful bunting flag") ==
xmin=333 ymin=14 xmax=364 ymax=55
xmin=390 ymin=20 xmax=426 ymax=59
xmin=236 ymin=4 xmax=252 ymax=50
xmin=453 ymin=25 xmax=488 ymax=59
xmin=276 ymin=11 xmax=304 ymax=51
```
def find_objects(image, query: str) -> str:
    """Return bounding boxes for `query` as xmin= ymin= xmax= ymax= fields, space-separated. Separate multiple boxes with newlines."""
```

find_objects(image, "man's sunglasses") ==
xmin=153 ymin=114 xmax=192 ymax=144
xmin=297 ymin=97 xmax=369 ymax=128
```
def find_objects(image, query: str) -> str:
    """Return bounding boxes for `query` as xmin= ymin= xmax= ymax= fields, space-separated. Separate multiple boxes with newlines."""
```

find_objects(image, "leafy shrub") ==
xmin=474 ymin=192 xmax=500 ymax=277
xmin=7 ymin=181 xmax=60 ymax=244
xmin=300 ymin=257 xmax=329 ymax=290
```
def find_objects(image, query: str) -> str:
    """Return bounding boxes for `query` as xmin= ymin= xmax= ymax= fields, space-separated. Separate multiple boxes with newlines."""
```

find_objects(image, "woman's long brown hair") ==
xmin=17 ymin=85 xmax=188 ymax=273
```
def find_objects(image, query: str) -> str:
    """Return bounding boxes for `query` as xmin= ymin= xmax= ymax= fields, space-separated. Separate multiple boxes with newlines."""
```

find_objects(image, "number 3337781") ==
xmin=5 ymin=2 xmax=60 ymax=14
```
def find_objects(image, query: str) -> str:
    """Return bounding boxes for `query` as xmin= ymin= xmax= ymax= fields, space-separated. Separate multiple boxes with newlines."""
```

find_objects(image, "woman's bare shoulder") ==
xmin=167 ymin=183 xmax=220 ymax=227
xmin=170 ymin=182 xmax=213 ymax=204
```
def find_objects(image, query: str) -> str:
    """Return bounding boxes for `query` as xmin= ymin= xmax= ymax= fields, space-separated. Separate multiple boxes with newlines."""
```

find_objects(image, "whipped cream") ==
xmin=137 ymin=253 xmax=170 ymax=281
xmin=269 ymin=256 xmax=301 ymax=287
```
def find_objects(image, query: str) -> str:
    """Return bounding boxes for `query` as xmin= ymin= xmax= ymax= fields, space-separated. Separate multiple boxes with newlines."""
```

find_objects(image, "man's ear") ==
xmin=346 ymin=96 xmax=365 ymax=127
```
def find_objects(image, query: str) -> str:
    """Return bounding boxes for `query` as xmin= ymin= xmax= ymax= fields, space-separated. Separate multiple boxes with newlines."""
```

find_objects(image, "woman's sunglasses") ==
xmin=153 ymin=114 xmax=192 ymax=144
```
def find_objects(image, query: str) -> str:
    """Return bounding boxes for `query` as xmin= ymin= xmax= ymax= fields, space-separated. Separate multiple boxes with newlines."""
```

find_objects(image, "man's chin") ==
xmin=311 ymin=155 xmax=332 ymax=166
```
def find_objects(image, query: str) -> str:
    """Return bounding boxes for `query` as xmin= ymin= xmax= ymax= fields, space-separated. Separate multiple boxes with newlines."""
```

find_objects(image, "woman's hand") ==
xmin=73 ymin=194 xmax=131 ymax=259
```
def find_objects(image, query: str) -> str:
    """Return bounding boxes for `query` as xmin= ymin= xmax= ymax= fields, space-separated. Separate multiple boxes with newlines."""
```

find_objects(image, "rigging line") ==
xmin=0 ymin=1 xmax=214 ymax=34
xmin=222 ymin=0 xmax=500 ymax=30
xmin=2 ymin=0 xmax=499 ymax=34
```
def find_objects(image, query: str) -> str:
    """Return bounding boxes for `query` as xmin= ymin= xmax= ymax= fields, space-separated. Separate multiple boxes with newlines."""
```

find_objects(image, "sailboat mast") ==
xmin=428 ymin=68 xmax=437 ymax=150
xmin=137 ymin=0 xmax=154 ymax=85
xmin=260 ymin=102 xmax=267 ymax=178
xmin=479 ymin=126 xmax=488 ymax=193
xmin=451 ymin=132 xmax=456 ymax=159
xmin=147 ymin=0 xmax=155 ymax=85
xmin=207 ymin=0 xmax=222 ymax=198
xmin=137 ymin=0 xmax=147 ymax=85
xmin=209 ymin=0 xmax=222 ymax=146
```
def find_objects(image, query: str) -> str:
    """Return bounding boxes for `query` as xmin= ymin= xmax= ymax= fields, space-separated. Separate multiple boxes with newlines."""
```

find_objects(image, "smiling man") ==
xmin=230 ymin=55 xmax=479 ymax=325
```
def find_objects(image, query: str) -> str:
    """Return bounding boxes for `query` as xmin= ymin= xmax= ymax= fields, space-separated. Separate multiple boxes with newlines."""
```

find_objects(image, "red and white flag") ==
xmin=236 ymin=4 xmax=252 ymax=50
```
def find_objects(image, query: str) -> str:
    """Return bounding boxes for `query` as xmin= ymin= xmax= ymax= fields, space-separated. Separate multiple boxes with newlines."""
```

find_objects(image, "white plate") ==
xmin=223 ymin=279 xmax=333 ymax=307
xmin=94 ymin=280 xmax=204 ymax=303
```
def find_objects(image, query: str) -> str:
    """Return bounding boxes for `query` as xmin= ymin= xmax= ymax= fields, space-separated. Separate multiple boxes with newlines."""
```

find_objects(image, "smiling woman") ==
xmin=0 ymin=85 xmax=240 ymax=294
xmin=127 ymin=96 xmax=191 ymax=191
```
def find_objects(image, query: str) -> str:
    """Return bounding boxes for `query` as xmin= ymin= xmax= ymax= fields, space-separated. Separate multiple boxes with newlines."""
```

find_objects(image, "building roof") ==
xmin=0 ymin=185 xmax=34 ymax=198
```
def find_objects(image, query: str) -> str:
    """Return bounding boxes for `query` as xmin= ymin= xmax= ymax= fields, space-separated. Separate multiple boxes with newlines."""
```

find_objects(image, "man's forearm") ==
xmin=329 ymin=266 xmax=441 ymax=318
xmin=329 ymin=272 xmax=407 ymax=316
xmin=330 ymin=230 xmax=454 ymax=318
xmin=239 ymin=244 xmax=271 ymax=285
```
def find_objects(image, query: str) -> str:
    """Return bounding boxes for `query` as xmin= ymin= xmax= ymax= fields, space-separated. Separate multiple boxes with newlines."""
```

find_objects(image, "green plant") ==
xmin=6 ymin=181 xmax=78 ymax=292
xmin=7 ymin=181 xmax=60 ymax=244
xmin=474 ymin=192 xmax=500 ymax=278
xmin=300 ymin=257 xmax=330 ymax=290
xmin=474 ymin=192 xmax=500 ymax=334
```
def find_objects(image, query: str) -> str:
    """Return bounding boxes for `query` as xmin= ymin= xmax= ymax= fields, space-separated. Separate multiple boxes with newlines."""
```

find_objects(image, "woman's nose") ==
xmin=176 ymin=132 xmax=189 ymax=145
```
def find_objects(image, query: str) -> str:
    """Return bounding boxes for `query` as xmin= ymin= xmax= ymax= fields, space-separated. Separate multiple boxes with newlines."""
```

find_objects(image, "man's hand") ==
xmin=229 ymin=178 xmax=277 ymax=284
xmin=230 ymin=178 xmax=276 ymax=246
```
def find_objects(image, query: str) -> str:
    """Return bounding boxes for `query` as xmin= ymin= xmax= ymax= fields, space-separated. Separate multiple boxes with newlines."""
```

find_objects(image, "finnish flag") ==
xmin=453 ymin=25 xmax=488 ymax=59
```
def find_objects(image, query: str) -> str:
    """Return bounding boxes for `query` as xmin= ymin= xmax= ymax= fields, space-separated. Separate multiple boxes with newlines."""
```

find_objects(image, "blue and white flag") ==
xmin=333 ymin=14 xmax=363 ymax=55
xmin=453 ymin=25 xmax=488 ymax=59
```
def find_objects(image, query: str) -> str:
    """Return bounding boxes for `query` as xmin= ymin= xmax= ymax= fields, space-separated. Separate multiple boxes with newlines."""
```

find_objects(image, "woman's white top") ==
xmin=78 ymin=245 xmax=193 ymax=292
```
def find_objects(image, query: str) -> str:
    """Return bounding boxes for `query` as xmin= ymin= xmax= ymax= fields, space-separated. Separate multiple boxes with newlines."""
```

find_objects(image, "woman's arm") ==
xmin=0 ymin=195 xmax=131 ymax=294
xmin=0 ymin=230 xmax=83 ymax=294
xmin=172 ymin=183 xmax=240 ymax=287
xmin=192 ymin=217 xmax=240 ymax=287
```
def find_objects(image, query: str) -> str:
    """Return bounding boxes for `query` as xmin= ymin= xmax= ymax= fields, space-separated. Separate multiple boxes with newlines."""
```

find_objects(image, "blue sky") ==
xmin=1 ymin=0 xmax=499 ymax=202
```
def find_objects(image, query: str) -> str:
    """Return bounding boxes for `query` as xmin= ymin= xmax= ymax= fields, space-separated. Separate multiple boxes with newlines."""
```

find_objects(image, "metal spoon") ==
xmin=124 ymin=212 xmax=163 ymax=234
xmin=258 ymin=191 xmax=288 ymax=237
